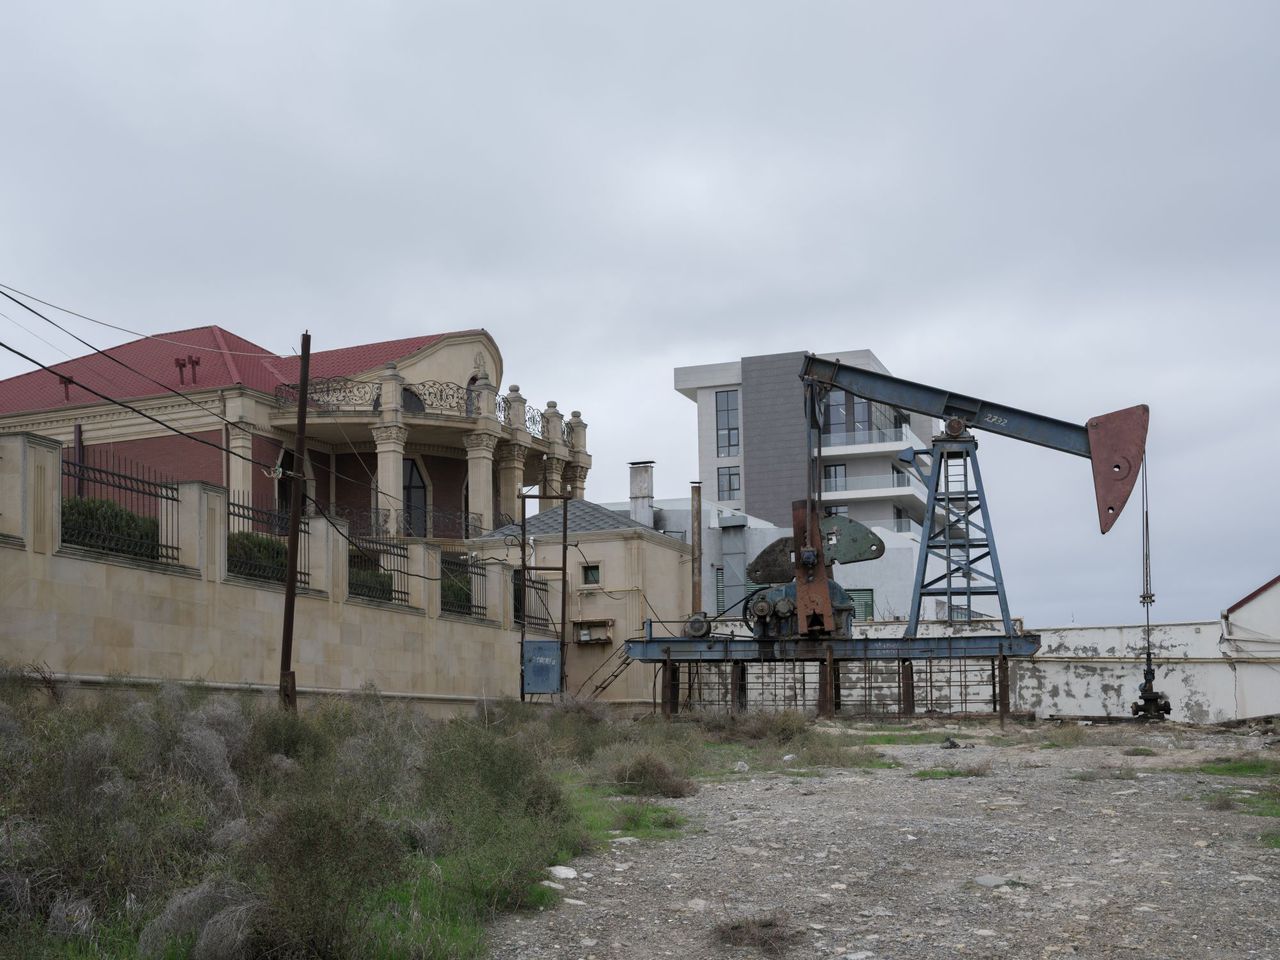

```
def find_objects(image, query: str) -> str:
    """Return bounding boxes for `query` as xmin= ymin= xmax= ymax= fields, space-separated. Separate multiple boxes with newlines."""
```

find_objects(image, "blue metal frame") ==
xmin=905 ymin=436 xmax=1015 ymax=640
xmin=626 ymin=621 xmax=1038 ymax=662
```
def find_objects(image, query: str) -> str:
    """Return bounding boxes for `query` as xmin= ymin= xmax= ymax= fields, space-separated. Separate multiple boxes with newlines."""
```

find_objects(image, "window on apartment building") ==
xmin=824 ymin=504 xmax=849 ymax=517
xmin=581 ymin=564 xmax=600 ymax=585
xmin=717 ymin=465 xmax=741 ymax=501
xmin=823 ymin=391 xmax=847 ymax=437
xmin=715 ymin=390 xmax=740 ymax=457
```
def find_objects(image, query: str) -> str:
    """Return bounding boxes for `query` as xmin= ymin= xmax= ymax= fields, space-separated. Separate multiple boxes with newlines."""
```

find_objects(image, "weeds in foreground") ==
xmin=1069 ymin=767 xmax=1138 ymax=782
xmin=915 ymin=762 xmax=991 ymax=779
xmin=713 ymin=910 xmax=801 ymax=957
xmin=793 ymin=735 xmax=894 ymax=769
xmin=1261 ymin=832 xmax=1280 ymax=849
xmin=1122 ymin=746 xmax=1158 ymax=757
xmin=1040 ymin=725 xmax=1088 ymax=749
xmin=1193 ymin=756 xmax=1280 ymax=778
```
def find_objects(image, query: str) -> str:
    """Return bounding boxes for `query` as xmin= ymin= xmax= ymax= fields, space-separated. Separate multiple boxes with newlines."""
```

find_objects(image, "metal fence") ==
xmin=513 ymin=570 xmax=553 ymax=631
xmin=331 ymin=505 xmax=488 ymax=539
xmin=227 ymin=495 xmax=308 ymax=587
xmin=441 ymin=552 xmax=486 ymax=618
xmin=348 ymin=537 xmax=410 ymax=605
xmin=60 ymin=448 xmax=180 ymax=564
xmin=668 ymin=657 xmax=1009 ymax=717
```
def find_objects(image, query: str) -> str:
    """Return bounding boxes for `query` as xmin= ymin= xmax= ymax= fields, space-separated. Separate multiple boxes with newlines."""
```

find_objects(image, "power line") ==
xmin=0 ymin=310 xmax=75 ymax=360
xmin=0 ymin=294 xmax=427 ymax=516
xmin=1 ymin=288 xmax=259 ymax=441
xmin=0 ymin=281 xmax=280 ymax=356
xmin=0 ymin=337 xmax=286 ymax=475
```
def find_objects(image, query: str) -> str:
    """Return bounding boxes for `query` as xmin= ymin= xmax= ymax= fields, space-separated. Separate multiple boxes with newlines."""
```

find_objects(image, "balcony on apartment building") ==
xmin=815 ymin=423 xmax=924 ymax=457
xmin=819 ymin=469 xmax=928 ymax=512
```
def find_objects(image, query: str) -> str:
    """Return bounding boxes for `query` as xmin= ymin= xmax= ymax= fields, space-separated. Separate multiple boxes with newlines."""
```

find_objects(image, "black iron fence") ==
xmin=441 ymin=552 xmax=486 ymax=618
xmin=514 ymin=570 xmax=553 ymax=631
xmin=348 ymin=537 xmax=410 ymax=605
xmin=60 ymin=448 xmax=180 ymax=564
xmin=227 ymin=495 xmax=309 ymax=587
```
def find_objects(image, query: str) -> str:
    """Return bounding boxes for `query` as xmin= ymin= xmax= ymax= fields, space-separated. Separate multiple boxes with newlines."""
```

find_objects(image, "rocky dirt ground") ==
xmin=488 ymin=721 xmax=1279 ymax=960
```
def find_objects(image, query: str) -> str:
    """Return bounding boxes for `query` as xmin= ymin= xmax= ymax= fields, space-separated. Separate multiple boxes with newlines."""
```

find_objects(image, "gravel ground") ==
xmin=487 ymin=722 xmax=1280 ymax=960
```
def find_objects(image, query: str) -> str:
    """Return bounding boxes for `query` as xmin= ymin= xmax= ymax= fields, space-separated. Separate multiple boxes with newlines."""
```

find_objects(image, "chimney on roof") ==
xmin=174 ymin=357 xmax=187 ymax=384
xmin=629 ymin=461 xmax=655 ymax=527
xmin=188 ymin=355 xmax=200 ymax=383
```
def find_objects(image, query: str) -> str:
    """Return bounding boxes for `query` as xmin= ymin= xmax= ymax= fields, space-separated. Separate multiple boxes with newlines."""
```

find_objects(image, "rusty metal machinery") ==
xmin=627 ymin=354 xmax=1162 ymax=717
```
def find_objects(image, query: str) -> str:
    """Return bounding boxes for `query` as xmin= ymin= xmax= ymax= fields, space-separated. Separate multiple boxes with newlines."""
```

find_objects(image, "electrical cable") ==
xmin=1 ymin=291 xmax=455 ymax=518
xmin=0 ymin=282 xmax=280 ymax=356
xmin=1 ymin=310 xmax=75 ymax=360
xmin=0 ymin=337 xmax=285 ymax=474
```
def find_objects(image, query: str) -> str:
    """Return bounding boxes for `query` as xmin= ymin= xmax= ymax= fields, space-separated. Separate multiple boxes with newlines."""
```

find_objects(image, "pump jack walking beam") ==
xmin=800 ymin=355 xmax=1148 ymax=534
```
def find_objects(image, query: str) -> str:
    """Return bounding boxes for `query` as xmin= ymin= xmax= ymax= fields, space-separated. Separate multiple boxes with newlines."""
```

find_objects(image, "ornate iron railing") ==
xmin=495 ymin=394 xmax=510 ymax=425
xmin=60 ymin=449 xmax=180 ymax=564
xmin=348 ymin=536 xmax=410 ymax=605
xmin=514 ymin=570 xmax=553 ymax=631
xmin=526 ymin=406 xmax=545 ymax=438
xmin=327 ymin=504 xmax=488 ymax=539
xmin=441 ymin=552 xmax=487 ymax=618
xmin=403 ymin=380 xmax=472 ymax=416
xmin=226 ymin=495 xmax=308 ymax=586
xmin=274 ymin=377 xmax=379 ymax=410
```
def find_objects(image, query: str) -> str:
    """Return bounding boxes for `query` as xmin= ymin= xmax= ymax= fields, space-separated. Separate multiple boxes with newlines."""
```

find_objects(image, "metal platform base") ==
xmin=625 ymin=631 xmax=1040 ymax=663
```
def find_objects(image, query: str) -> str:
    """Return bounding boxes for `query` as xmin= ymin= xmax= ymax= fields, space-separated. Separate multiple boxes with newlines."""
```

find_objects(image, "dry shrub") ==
xmin=698 ymin=710 xmax=809 ymax=744
xmin=137 ymin=878 xmax=244 ymax=958
xmin=608 ymin=750 xmax=697 ymax=798
xmin=1044 ymin=724 xmax=1088 ymax=748
xmin=714 ymin=910 xmax=801 ymax=956
xmin=247 ymin=796 xmax=402 ymax=958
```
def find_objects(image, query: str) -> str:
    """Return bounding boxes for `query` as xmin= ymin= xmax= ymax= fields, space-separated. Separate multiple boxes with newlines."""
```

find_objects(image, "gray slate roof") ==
xmin=483 ymin=499 xmax=651 ymax=539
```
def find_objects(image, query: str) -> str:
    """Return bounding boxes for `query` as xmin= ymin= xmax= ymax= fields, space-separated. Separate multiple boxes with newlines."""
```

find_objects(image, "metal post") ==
xmin=73 ymin=423 xmax=84 ymax=498
xmin=690 ymin=481 xmax=702 ymax=614
xmin=661 ymin=652 xmax=675 ymax=718
xmin=279 ymin=332 xmax=311 ymax=712
xmin=732 ymin=661 xmax=747 ymax=713
xmin=998 ymin=650 xmax=1010 ymax=727
xmin=560 ymin=493 xmax=569 ymax=699
xmin=901 ymin=659 xmax=915 ymax=715
xmin=519 ymin=492 xmax=528 ymax=702
xmin=818 ymin=645 xmax=835 ymax=718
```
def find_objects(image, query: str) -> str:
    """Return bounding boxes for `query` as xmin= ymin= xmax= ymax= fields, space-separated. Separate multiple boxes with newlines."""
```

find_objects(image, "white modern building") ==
xmin=673 ymin=350 xmax=934 ymax=534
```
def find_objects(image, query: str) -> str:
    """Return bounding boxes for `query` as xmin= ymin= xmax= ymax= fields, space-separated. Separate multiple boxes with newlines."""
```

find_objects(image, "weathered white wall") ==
xmin=1010 ymin=621 xmax=1279 ymax=723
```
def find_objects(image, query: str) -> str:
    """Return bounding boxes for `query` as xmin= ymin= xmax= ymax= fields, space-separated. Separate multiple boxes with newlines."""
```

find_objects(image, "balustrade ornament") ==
xmin=495 ymin=394 xmax=510 ymax=425
xmin=525 ymin=407 xmax=546 ymax=438
xmin=403 ymin=380 xmax=472 ymax=416
xmin=561 ymin=420 xmax=573 ymax=444
xmin=274 ymin=377 xmax=379 ymax=410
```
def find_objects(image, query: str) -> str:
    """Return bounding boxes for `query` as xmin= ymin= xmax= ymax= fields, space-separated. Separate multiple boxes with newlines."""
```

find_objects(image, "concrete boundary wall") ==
xmin=1013 ymin=622 xmax=1280 ymax=723
xmin=0 ymin=433 xmax=524 ymax=715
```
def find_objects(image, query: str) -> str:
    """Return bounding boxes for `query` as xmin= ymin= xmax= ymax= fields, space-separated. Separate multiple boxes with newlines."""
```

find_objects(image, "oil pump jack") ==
xmin=626 ymin=354 xmax=1168 ymax=719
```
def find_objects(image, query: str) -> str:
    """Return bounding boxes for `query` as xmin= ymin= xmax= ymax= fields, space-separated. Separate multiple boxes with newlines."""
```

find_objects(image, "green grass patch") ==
xmin=1261 ymin=832 xmax=1280 ymax=848
xmin=1194 ymin=756 xmax=1280 ymax=778
xmin=915 ymin=764 xmax=989 ymax=779
xmin=1122 ymin=746 xmax=1157 ymax=757
xmin=566 ymin=782 xmax=688 ymax=843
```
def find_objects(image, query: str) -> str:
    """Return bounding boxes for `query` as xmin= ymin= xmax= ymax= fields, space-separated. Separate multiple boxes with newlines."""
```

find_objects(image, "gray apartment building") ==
xmin=674 ymin=349 xmax=933 ymax=534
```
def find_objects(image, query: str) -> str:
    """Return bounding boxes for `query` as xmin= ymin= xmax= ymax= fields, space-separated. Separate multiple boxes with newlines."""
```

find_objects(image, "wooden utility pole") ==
xmin=279 ymin=332 xmax=311 ymax=711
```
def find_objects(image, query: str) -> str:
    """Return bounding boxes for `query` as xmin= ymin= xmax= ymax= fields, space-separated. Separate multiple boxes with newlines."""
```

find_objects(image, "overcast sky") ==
xmin=2 ymin=1 xmax=1276 ymax=627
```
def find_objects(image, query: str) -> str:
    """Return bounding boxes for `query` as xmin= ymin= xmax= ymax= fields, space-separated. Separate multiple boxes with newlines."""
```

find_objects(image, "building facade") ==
xmin=674 ymin=349 xmax=932 ymax=533
xmin=0 ymin=326 xmax=593 ymax=536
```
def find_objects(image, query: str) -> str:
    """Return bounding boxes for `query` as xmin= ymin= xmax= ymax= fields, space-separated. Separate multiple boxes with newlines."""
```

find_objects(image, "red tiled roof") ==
xmin=0 ymin=326 xmax=478 ymax=417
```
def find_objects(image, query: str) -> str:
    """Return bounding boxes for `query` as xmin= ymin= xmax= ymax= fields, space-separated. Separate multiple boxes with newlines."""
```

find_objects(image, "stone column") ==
xmin=540 ymin=456 xmax=566 ymax=499
xmin=227 ymin=421 xmax=255 ymax=501
xmin=470 ymin=371 xmax=498 ymax=419
xmin=496 ymin=441 xmax=529 ymax=524
xmin=371 ymin=424 xmax=408 ymax=530
xmin=543 ymin=401 xmax=566 ymax=454
xmin=464 ymin=431 xmax=500 ymax=533
xmin=505 ymin=385 xmax=529 ymax=438
xmin=564 ymin=463 xmax=588 ymax=501
xmin=567 ymin=410 xmax=587 ymax=454
xmin=378 ymin=363 xmax=403 ymax=417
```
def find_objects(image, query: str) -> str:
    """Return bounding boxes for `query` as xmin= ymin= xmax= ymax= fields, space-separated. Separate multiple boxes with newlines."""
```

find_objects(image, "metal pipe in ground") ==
xmin=279 ymin=331 xmax=311 ymax=712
